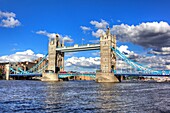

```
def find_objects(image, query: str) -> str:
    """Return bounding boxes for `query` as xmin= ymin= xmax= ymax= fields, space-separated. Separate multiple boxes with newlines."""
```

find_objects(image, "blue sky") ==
xmin=0 ymin=0 xmax=170 ymax=71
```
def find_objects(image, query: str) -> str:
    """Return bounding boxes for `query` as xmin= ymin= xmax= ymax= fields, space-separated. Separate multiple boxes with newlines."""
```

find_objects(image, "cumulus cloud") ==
xmin=89 ymin=19 xmax=110 ymax=38
xmin=148 ymin=47 xmax=170 ymax=55
xmin=0 ymin=50 xmax=44 ymax=63
xmin=90 ymin=19 xmax=109 ymax=29
xmin=136 ymin=55 xmax=170 ymax=70
xmin=116 ymin=45 xmax=170 ymax=70
xmin=0 ymin=11 xmax=21 ymax=28
xmin=62 ymin=35 xmax=73 ymax=43
xmin=80 ymin=26 xmax=91 ymax=31
xmin=111 ymin=21 xmax=170 ymax=48
xmin=0 ymin=11 xmax=16 ymax=17
xmin=117 ymin=45 xmax=134 ymax=54
xmin=65 ymin=57 xmax=100 ymax=69
xmin=92 ymin=29 xmax=105 ymax=38
xmin=36 ymin=30 xmax=56 ymax=39
xmin=36 ymin=30 xmax=74 ymax=43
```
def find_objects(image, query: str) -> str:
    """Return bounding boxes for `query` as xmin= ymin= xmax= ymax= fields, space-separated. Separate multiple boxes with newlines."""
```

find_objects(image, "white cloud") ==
xmin=36 ymin=30 xmax=47 ymax=35
xmin=1 ymin=17 xmax=20 ymax=28
xmin=36 ymin=30 xmax=56 ymax=39
xmin=92 ymin=29 xmax=105 ymax=38
xmin=36 ymin=30 xmax=74 ymax=43
xmin=65 ymin=57 xmax=100 ymax=69
xmin=115 ymin=45 xmax=170 ymax=70
xmin=0 ymin=50 xmax=44 ymax=63
xmin=62 ymin=35 xmax=73 ymax=43
xmin=90 ymin=19 xmax=109 ymax=38
xmin=0 ymin=11 xmax=16 ymax=18
xmin=135 ymin=55 xmax=170 ymax=70
xmin=0 ymin=11 xmax=21 ymax=28
xmin=90 ymin=19 xmax=109 ymax=29
xmin=111 ymin=21 xmax=170 ymax=48
xmin=80 ymin=26 xmax=91 ymax=31
xmin=117 ymin=45 xmax=134 ymax=55
xmin=148 ymin=47 xmax=170 ymax=55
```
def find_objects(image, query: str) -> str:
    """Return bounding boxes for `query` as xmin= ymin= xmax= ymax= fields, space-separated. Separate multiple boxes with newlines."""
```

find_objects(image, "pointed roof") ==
xmin=106 ymin=27 xmax=111 ymax=35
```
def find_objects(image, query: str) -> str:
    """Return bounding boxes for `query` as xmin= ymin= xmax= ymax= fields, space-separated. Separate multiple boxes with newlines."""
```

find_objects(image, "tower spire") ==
xmin=106 ymin=27 xmax=111 ymax=35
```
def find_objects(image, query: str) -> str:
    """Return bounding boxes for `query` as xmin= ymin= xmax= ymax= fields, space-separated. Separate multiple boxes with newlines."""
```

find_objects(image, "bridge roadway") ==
xmin=56 ymin=44 xmax=100 ymax=52
xmin=9 ymin=73 xmax=170 ymax=78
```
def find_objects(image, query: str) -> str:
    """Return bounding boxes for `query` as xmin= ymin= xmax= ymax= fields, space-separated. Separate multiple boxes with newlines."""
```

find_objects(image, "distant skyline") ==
xmin=0 ymin=0 xmax=170 ymax=72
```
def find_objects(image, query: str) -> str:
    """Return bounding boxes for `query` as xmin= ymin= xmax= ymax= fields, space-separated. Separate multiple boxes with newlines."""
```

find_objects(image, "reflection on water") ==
xmin=0 ymin=80 xmax=170 ymax=112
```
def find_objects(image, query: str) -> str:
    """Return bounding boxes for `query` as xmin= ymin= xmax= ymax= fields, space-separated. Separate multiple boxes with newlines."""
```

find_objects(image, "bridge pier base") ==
xmin=5 ymin=64 xmax=10 ymax=80
xmin=96 ymin=72 xmax=120 ymax=82
xmin=41 ymin=73 xmax=58 ymax=82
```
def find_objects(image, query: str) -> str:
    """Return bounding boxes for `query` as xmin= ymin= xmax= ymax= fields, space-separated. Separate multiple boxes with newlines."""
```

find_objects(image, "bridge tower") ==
xmin=96 ymin=28 xmax=119 ymax=82
xmin=42 ymin=34 xmax=64 ymax=81
xmin=48 ymin=34 xmax=64 ymax=72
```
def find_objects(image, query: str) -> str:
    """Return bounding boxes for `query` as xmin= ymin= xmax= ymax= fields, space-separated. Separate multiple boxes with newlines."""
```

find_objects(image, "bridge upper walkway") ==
xmin=56 ymin=44 xmax=100 ymax=52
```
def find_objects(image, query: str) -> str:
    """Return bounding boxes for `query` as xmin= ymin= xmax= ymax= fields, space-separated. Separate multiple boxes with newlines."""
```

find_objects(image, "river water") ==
xmin=0 ymin=80 xmax=169 ymax=113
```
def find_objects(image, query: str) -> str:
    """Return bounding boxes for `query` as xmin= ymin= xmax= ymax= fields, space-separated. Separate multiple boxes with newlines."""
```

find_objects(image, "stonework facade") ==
xmin=42 ymin=34 xmax=64 ymax=81
xmin=47 ymin=34 xmax=64 ymax=73
xmin=96 ymin=28 xmax=119 ymax=82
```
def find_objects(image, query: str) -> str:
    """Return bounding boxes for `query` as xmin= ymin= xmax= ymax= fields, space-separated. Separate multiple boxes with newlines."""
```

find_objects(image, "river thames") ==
xmin=0 ymin=80 xmax=169 ymax=113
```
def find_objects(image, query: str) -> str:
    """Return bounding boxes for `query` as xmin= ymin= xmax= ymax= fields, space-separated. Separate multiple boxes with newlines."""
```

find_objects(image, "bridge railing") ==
xmin=58 ymin=73 xmax=96 ymax=78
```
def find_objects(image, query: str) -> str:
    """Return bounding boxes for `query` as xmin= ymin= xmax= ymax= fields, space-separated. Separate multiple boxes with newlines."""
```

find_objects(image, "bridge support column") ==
xmin=96 ymin=28 xmax=119 ymax=83
xmin=41 ymin=73 xmax=58 ymax=82
xmin=96 ymin=72 xmax=119 ymax=82
xmin=42 ymin=34 xmax=60 ymax=82
xmin=5 ymin=64 xmax=10 ymax=80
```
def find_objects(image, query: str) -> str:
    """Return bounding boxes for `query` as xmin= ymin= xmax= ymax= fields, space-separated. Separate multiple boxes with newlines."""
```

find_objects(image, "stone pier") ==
xmin=42 ymin=34 xmax=64 ymax=82
xmin=41 ymin=73 xmax=58 ymax=82
xmin=5 ymin=64 xmax=10 ymax=80
xmin=96 ymin=72 xmax=119 ymax=82
xmin=96 ymin=28 xmax=119 ymax=82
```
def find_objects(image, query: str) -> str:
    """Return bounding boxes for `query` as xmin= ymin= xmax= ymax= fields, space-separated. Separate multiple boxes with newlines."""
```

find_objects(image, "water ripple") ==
xmin=0 ymin=80 xmax=169 ymax=113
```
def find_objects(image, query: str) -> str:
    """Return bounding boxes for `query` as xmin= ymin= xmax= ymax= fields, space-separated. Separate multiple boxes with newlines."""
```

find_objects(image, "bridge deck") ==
xmin=9 ymin=73 xmax=170 ymax=77
xmin=10 ymin=73 xmax=42 ymax=77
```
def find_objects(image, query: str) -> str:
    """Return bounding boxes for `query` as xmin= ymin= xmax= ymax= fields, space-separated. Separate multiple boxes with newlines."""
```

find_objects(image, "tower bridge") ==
xmin=42 ymin=28 xmax=119 ymax=82
xmin=6 ymin=28 xmax=170 ymax=82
